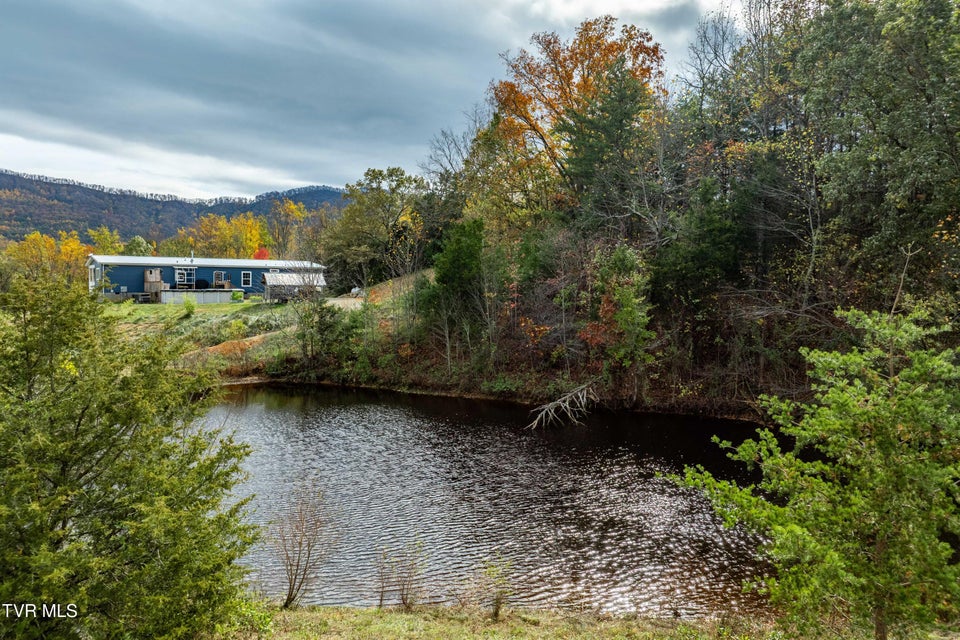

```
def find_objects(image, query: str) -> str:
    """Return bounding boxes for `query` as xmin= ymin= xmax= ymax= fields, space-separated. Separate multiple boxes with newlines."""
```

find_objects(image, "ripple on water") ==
xmin=210 ymin=387 xmax=769 ymax=616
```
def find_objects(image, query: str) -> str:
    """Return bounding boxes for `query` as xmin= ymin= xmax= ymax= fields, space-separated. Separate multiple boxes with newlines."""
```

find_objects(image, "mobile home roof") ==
xmin=86 ymin=254 xmax=324 ymax=270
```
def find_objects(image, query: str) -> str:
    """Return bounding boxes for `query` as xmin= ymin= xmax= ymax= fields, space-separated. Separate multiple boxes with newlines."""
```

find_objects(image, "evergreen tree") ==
xmin=687 ymin=309 xmax=960 ymax=639
xmin=421 ymin=219 xmax=487 ymax=371
xmin=560 ymin=55 xmax=653 ymax=226
xmin=0 ymin=276 xmax=255 ymax=639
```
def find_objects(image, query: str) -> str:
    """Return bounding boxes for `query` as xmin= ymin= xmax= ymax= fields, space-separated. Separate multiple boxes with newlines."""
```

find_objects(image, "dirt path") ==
xmin=325 ymin=296 xmax=363 ymax=310
xmin=325 ymin=269 xmax=434 ymax=311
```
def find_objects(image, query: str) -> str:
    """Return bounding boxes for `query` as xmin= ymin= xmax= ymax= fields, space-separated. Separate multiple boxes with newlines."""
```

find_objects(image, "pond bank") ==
xmin=244 ymin=605 xmax=781 ymax=640
xmin=219 ymin=374 xmax=765 ymax=426
xmin=109 ymin=298 xmax=767 ymax=425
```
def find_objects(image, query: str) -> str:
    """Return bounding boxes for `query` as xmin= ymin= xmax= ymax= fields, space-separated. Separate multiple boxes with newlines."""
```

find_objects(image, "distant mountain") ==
xmin=0 ymin=169 xmax=345 ymax=241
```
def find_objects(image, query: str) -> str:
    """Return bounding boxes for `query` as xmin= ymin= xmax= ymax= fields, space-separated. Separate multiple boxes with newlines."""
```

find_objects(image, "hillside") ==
xmin=0 ymin=169 xmax=345 ymax=241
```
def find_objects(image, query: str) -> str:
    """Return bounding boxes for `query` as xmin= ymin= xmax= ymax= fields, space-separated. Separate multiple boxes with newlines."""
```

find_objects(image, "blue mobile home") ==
xmin=86 ymin=254 xmax=325 ymax=302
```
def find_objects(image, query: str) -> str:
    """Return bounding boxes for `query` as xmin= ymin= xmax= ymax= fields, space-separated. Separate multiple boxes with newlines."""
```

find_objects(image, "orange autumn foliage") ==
xmin=490 ymin=15 xmax=664 ymax=176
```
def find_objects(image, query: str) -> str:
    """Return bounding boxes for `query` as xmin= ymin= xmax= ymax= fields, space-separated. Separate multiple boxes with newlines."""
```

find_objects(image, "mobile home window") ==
xmin=241 ymin=271 xmax=252 ymax=287
xmin=213 ymin=271 xmax=226 ymax=285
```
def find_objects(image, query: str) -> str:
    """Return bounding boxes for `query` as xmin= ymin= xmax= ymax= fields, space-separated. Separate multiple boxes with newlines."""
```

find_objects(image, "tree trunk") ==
xmin=873 ymin=535 xmax=889 ymax=640
xmin=873 ymin=604 xmax=888 ymax=640
xmin=443 ymin=316 xmax=452 ymax=373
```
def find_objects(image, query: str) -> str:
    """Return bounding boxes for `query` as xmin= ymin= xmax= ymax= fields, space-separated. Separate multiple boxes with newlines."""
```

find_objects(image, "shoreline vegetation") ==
xmin=114 ymin=296 xmax=764 ymax=424
xmin=108 ymin=285 xmax=763 ymax=420
xmin=237 ymin=605 xmax=784 ymax=640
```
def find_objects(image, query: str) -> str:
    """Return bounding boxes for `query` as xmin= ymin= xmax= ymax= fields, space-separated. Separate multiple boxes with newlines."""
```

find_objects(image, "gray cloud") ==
xmin=0 ymin=0 xmax=716 ymax=197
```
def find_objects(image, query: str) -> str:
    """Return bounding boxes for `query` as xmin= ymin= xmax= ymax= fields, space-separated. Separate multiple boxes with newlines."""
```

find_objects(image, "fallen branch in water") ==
xmin=527 ymin=382 xmax=599 ymax=429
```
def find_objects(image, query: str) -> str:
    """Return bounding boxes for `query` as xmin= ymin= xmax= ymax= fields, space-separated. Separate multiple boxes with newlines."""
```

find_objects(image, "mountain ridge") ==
xmin=0 ymin=169 xmax=345 ymax=241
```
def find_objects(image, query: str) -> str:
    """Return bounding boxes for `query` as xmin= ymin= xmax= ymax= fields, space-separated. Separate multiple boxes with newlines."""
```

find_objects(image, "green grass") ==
xmin=107 ymin=299 xmax=293 ymax=325
xmin=103 ymin=299 xmax=300 ymax=379
xmin=106 ymin=299 xmax=295 ymax=342
xmin=239 ymin=606 xmax=782 ymax=640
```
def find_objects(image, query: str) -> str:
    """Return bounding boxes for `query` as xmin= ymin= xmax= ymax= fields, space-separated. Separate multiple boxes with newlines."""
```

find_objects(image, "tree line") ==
xmin=285 ymin=1 xmax=960 ymax=411
xmin=0 ymin=170 xmax=344 ymax=240
xmin=4 ymin=1 xmax=958 ymax=413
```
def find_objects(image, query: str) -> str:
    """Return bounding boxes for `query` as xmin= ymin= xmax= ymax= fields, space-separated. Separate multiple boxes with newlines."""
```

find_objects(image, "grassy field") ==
xmin=107 ymin=298 xmax=296 ymax=336
xmin=234 ymin=606 xmax=782 ymax=640
xmin=103 ymin=273 xmax=431 ymax=380
xmin=105 ymin=298 xmax=301 ymax=377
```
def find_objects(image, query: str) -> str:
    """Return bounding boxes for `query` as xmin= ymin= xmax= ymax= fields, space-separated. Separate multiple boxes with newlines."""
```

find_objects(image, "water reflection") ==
xmin=208 ymin=386 xmax=768 ymax=616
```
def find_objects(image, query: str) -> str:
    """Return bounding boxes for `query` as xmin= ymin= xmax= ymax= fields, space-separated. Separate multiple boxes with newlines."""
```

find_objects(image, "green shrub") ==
xmin=215 ymin=596 xmax=274 ymax=637
xmin=687 ymin=310 xmax=960 ymax=639
xmin=482 ymin=375 xmax=519 ymax=396
xmin=227 ymin=318 xmax=248 ymax=340
xmin=249 ymin=314 xmax=284 ymax=333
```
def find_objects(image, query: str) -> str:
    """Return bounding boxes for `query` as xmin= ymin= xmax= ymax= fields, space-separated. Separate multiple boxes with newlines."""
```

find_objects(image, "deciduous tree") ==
xmin=801 ymin=0 xmax=960 ymax=304
xmin=123 ymin=234 xmax=154 ymax=256
xmin=321 ymin=167 xmax=426 ymax=290
xmin=4 ymin=231 xmax=91 ymax=283
xmin=163 ymin=212 xmax=271 ymax=259
xmin=491 ymin=15 xmax=663 ymax=182
xmin=268 ymin=198 xmax=308 ymax=259
xmin=87 ymin=225 xmax=123 ymax=255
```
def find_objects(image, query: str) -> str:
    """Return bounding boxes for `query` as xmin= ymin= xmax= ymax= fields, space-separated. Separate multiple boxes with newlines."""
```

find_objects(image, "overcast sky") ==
xmin=0 ymin=0 xmax=728 ymax=199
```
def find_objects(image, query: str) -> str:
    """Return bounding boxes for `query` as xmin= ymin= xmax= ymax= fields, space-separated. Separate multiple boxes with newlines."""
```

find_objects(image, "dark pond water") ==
xmin=207 ymin=386 xmax=769 ymax=616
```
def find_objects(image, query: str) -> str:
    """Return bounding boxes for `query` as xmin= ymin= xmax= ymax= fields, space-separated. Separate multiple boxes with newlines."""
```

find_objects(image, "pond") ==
xmin=207 ymin=386 xmax=768 ymax=616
